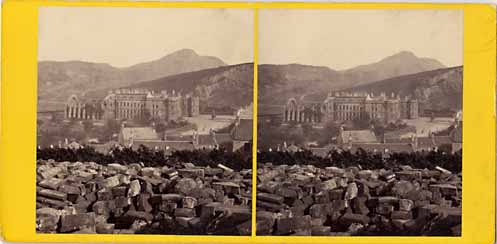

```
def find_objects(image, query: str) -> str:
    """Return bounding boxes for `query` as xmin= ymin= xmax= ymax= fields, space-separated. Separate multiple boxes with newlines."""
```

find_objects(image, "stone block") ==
xmin=137 ymin=194 xmax=153 ymax=212
xmin=39 ymin=178 xmax=64 ymax=190
xmin=103 ymin=175 xmax=120 ymax=188
xmin=174 ymin=208 xmax=196 ymax=217
xmin=182 ymin=196 xmax=198 ymax=209
xmin=339 ymin=213 xmax=370 ymax=226
xmin=124 ymin=210 xmax=154 ymax=222
xmin=391 ymin=210 xmax=412 ymax=220
xmin=175 ymin=178 xmax=198 ymax=195
xmin=36 ymin=208 xmax=60 ymax=232
xmin=128 ymin=180 xmax=141 ymax=197
xmin=96 ymin=223 xmax=115 ymax=234
xmin=38 ymin=189 xmax=67 ymax=201
xmin=257 ymin=192 xmax=284 ymax=204
xmin=178 ymin=168 xmax=205 ymax=178
xmin=60 ymin=213 xmax=96 ymax=233
xmin=344 ymin=183 xmax=358 ymax=201
xmin=376 ymin=203 xmax=394 ymax=215
xmin=399 ymin=199 xmax=414 ymax=211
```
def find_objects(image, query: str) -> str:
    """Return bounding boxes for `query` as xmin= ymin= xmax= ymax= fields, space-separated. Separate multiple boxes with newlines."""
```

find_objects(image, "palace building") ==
xmin=65 ymin=89 xmax=200 ymax=122
xmin=284 ymin=92 xmax=418 ymax=124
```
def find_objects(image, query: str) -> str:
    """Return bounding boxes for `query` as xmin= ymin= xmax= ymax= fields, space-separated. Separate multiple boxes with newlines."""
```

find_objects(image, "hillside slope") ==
xmin=123 ymin=63 xmax=255 ymax=109
xmin=347 ymin=66 xmax=462 ymax=111
xmin=258 ymin=64 xmax=344 ymax=105
xmin=340 ymin=51 xmax=446 ymax=87
xmin=38 ymin=49 xmax=226 ymax=110
xmin=258 ymin=51 xmax=447 ymax=106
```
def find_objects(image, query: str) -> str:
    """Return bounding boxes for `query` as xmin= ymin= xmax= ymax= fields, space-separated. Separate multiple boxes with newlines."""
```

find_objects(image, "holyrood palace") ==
xmin=284 ymin=92 xmax=419 ymax=124
xmin=64 ymin=89 xmax=200 ymax=122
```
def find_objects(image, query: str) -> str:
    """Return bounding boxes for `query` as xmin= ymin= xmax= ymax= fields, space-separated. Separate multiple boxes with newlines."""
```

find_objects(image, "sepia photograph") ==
xmin=36 ymin=7 xmax=254 ymax=235
xmin=256 ymin=9 xmax=463 ymax=236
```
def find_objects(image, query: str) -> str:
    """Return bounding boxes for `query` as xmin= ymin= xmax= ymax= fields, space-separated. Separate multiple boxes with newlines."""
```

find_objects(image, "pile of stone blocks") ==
xmin=36 ymin=159 xmax=252 ymax=235
xmin=256 ymin=163 xmax=461 ymax=236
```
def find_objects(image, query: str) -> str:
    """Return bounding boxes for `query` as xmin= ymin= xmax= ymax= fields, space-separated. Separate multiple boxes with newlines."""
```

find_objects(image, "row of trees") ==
xmin=258 ymin=149 xmax=462 ymax=173
xmin=37 ymin=145 xmax=252 ymax=170
xmin=38 ymin=145 xmax=461 ymax=173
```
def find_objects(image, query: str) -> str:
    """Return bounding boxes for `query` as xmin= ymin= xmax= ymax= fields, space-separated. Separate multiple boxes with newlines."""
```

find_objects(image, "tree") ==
xmin=352 ymin=113 xmax=371 ymax=129
xmin=301 ymin=123 xmax=313 ymax=136
xmin=155 ymin=122 xmax=167 ymax=134
xmin=102 ymin=119 xmax=120 ymax=141
xmin=51 ymin=113 xmax=62 ymax=124
xmin=211 ymin=109 xmax=216 ymax=120
xmin=318 ymin=121 xmax=340 ymax=145
xmin=82 ymin=120 xmax=93 ymax=134
xmin=134 ymin=110 xmax=151 ymax=126
xmin=155 ymin=122 xmax=167 ymax=139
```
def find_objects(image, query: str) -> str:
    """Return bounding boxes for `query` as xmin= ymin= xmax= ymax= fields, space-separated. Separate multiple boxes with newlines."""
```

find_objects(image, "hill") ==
xmin=258 ymin=51 xmax=447 ymax=106
xmin=258 ymin=64 xmax=344 ymax=105
xmin=116 ymin=63 xmax=254 ymax=109
xmin=340 ymin=51 xmax=446 ymax=87
xmin=122 ymin=49 xmax=226 ymax=82
xmin=347 ymin=66 xmax=463 ymax=111
xmin=38 ymin=49 xmax=226 ymax=111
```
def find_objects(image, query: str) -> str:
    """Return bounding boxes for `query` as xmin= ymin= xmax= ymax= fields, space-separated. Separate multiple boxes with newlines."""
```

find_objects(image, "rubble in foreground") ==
xmin=256 ymin=163 xmax=461 ymax=236
xmin=36 ymin=159 xmax=252 ymax=235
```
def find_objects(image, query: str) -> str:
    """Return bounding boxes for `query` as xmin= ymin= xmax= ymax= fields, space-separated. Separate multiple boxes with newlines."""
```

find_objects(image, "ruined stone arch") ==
xmin=285 ymin=98 xmax=299 ymax=122
xmin=66 ymin=95 xmax=80 ymax=119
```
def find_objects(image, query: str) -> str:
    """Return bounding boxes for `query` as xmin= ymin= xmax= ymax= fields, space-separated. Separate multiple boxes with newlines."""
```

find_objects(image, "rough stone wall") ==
xmin=36 ymin=160 xmax=252 ymax=235
xmin=256 ymin=163 xmax=461 ymax=236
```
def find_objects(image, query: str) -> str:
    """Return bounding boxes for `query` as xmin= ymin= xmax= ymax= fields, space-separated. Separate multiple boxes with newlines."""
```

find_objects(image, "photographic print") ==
xmin=36 ymin=7 xmax=254 ymax=235
xmin=257 ymin=9 xmax=463 ymax=236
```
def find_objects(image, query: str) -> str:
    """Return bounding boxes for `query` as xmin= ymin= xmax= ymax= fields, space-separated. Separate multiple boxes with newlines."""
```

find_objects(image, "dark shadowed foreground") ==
xmin=36 ymin=147 xmax=252 ymax=235
xmin=256 ymin=151 xmax=461 ymax=236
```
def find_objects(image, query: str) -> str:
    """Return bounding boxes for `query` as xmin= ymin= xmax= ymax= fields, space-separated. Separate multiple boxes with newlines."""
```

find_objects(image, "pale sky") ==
xmin=259 ymin=9 xmax=463 ymax=70
xmin=38 ymin=7 xmax=254 ymax=67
